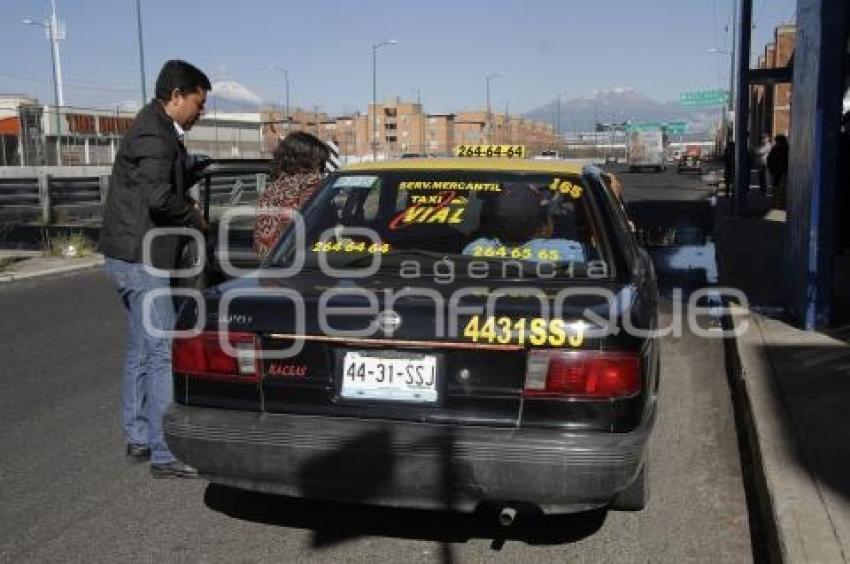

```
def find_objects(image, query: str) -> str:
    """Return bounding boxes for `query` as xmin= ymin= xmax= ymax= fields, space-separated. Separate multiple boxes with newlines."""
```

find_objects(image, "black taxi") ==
xmin=164 ymin=149 xmax=660 ymax=517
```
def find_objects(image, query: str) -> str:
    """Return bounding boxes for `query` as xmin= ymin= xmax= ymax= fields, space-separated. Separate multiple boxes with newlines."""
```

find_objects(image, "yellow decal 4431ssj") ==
xmin=462 ymin=316 xmax=585 ymax=347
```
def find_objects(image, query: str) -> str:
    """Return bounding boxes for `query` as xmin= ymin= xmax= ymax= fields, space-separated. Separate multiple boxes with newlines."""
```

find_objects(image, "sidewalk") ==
xmin=0 ymin=250 xmax=104 ymax=283
xmin=716 ymin=193 xmax=850 ymax=563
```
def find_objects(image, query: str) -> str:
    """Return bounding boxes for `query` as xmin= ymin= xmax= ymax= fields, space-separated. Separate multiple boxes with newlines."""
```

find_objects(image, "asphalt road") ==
xmin=0 ymin=167 xmax=753 ymax=563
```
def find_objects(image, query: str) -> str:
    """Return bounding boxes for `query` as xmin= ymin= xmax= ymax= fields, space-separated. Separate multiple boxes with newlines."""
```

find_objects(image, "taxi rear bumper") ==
xmin=165 ymin=403 xmax=652 ymax=514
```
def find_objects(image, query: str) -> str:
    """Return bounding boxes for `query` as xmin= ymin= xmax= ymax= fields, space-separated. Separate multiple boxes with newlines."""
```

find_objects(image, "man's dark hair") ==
xmin=271 ymin=132 xmax=330 ymax=178
xmin=154 ymin=60 xmax=212 ymax=102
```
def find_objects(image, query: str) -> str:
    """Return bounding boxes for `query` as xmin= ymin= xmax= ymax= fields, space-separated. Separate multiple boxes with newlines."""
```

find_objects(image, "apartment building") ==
xmin=752 ymin=23 xmax=796 ymax=139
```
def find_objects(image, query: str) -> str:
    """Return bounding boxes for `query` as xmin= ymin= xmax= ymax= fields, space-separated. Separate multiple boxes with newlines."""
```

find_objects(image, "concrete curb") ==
xmin=0 ymin=255 xmax=104 ymax=283
xmin=727 ymin=306 xmax=847 ymax=563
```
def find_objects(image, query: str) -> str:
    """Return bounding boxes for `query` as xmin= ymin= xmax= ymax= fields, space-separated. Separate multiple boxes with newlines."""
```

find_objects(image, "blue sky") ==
xmin=0 ymin=0 xmax=797 ymax=115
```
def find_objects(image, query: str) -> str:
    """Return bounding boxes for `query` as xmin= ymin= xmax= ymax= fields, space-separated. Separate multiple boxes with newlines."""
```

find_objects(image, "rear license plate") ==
xmin=340 ymin=351 xmax=438 ymax=403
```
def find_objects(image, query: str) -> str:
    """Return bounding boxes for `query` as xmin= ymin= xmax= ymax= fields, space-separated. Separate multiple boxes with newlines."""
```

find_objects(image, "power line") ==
xmin=0 ymin=70 xmax=138 ymax=94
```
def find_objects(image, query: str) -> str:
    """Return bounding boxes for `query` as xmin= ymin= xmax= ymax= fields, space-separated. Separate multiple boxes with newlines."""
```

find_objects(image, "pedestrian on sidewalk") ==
xmin=839 ymin=112 xmax=850 ymax=253
xmin=767 ymin=134 xmax=789 ymax=209
xmin=723 ymin=140 xmax=735 ymax=198
xmin=99 ymin=60 xmax=211 ymax=479
xmin=253 ymin=132 xmax=329 ymax=260
xmin=755 ymin=134 xmax=772 ymax=194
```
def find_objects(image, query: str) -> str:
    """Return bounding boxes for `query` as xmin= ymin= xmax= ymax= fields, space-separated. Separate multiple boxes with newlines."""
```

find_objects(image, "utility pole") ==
xmin=135 ymin=0 xmax=147 ymax=105
xmin=485 ymin=72 xmax=505 ymax=144
xmin=371 ymin=40 xmax=397 ymax=161
xmin=594 ymin=101 xmax=599 ymax=160
xmin=23 ymin=1 xmax=65 ymax=165
xmin=555 ymin=94 xmax=561 ymax=151
xmin=504 ymin=100 xmax=511 ymax=145
xmin=734 ymin=0 xmax=753 ymax=215
xmin=412 ymin=87 xmax=423 ymax=154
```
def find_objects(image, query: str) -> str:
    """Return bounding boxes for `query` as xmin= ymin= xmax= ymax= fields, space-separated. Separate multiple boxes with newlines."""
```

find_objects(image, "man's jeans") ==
xmin=104 ymin=257 xmax=176 ymax=464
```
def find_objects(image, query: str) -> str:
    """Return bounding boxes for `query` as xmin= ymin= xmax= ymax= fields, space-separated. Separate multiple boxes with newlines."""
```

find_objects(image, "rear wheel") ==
xmin=611 ymin=461 xmax=649 ymax=511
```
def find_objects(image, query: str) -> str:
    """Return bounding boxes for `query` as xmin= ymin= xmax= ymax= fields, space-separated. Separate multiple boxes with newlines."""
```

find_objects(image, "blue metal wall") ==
xmin=785 ymin=0 xmax=848 ymax=328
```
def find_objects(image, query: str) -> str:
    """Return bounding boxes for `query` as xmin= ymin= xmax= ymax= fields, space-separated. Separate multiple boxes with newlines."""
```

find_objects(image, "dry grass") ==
xmin=42 ymin=232 xmax=96 ymax=258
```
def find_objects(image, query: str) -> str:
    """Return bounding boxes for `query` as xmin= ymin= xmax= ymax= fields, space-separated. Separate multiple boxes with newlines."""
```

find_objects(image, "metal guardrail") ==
xmin=0 ymin=159 xmax=273 ymax=227
xmin=0 ymin=174 xmax=107 ymax=223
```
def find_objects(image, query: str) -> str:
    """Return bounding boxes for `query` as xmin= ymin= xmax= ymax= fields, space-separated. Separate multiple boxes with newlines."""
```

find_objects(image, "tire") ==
xmin=611 ymin=461 xmax=649 ymax=511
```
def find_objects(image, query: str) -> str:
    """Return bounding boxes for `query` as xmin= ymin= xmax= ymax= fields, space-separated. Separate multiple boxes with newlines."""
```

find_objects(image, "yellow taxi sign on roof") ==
xmin=454 ymin=144 xmax=525 ymax=159
xmin=343 ymin=157 xmax=583 ymax=174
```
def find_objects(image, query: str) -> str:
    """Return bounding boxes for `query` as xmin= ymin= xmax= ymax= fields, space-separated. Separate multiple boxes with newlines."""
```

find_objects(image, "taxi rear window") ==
xmin=272 ymin=171 xmax=613 ymax=280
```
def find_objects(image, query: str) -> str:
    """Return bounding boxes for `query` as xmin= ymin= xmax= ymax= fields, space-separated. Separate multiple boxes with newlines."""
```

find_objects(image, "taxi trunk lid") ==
xmin=185 ymin=275 xmax=638 ymax=428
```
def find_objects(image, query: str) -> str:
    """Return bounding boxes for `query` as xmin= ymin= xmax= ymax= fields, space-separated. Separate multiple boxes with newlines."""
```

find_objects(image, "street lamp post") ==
xmin=269 ymin=65 xmax=291 ymax=128
xmin=485 ymin=72 xmax=505 ymax=144
xmin=709 ymin=47 xmax=735 ymax=143
xmin=411 ymin=86 xmax=424 ymax=154
xmin=372 ymin=39 xmax=397 ymax=161
xmin=23 ymin=0 xmax=65 ymax=165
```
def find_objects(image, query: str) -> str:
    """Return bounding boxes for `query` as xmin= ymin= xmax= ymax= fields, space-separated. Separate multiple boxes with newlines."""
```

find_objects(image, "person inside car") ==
xmin=253 ymin=131 xmax=330 ymax=259
xmin=462 ymin=182 xmax=586 ymax=263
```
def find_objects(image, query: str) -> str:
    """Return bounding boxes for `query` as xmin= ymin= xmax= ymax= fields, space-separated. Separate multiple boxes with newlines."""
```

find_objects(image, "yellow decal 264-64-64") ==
xmin=311 ymin=241 xmax=390 ymax=254
xmin=462 ymin=316 xmax=585 ymax=347
xmin=454 ymin=145 xmax=525 ymax=158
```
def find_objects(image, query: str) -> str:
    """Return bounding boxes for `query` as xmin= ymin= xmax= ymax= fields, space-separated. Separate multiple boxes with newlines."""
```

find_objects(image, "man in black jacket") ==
xmin=100 ymin=60 xmax=210 ymax=478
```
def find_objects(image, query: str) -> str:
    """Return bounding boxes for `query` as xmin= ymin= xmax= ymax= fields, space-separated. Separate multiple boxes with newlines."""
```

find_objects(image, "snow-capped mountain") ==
xmin=525 ymin=88 xmax=720 ymax=135
xmin=207 ymin=80 xmax=265 ymax=112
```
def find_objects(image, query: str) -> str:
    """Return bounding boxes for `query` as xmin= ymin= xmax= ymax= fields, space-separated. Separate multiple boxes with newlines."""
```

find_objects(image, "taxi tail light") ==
xmin=173 ymin=331 xmax=260 ymax=382
xmin=523 ymin=351 xmax=640 ymax=399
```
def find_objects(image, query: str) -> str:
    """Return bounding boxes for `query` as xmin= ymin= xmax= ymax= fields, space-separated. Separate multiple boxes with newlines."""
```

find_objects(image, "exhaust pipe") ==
xmin=498 ymin=506 xmax=517 ymax=526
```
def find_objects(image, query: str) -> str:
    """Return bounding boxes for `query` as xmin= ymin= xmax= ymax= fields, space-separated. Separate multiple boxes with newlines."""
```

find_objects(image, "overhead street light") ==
xmin=23 ymin=0 xmax=65 ymax=165
xmin=372 ymin=39 xmax=397 ymax=161
xmin=269 ymin=64 xmax=291 ymax=126
xmin=485 ymin=72 xmax=506 ymax=144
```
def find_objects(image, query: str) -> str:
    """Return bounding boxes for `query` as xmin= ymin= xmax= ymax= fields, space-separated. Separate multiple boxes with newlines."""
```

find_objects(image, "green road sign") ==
xmin=626 ymin=121 xmax=664 ymax=132
xmin=626 ymin=121 xmax=687 ymax=134
xmin=680 ymin=89 xmax=729 ymax=107
xmin=664 ymin=121 xmax=687 ymax=135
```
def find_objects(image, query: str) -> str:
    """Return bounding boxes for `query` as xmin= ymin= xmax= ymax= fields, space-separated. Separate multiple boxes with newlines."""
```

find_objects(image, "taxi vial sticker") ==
xmin=454 ymin=144 xmax=525 ymax=158
xmin=549 ymin=178 xmax=583 ymax=199
xmin=462 ymin=316 xmax=585 ymax=347
xmin=333 ymin=175 xmax=378 ymax=188
xmin=389 ymin=190 xmax=467 ymax=229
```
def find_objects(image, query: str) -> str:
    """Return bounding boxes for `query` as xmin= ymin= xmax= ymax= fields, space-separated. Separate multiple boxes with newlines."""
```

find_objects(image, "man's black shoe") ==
xmin=150 ymin=460 xmax=199 ymax=479
xmin=126 ymin=443 xmax=151 ymax=461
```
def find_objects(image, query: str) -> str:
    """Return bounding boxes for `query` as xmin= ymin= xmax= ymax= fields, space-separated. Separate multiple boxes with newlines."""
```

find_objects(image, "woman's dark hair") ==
xmin=271 ymin=131 xmax=330 ymax=179
xmin=155 ymin=60 xmax=212 ymax=102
